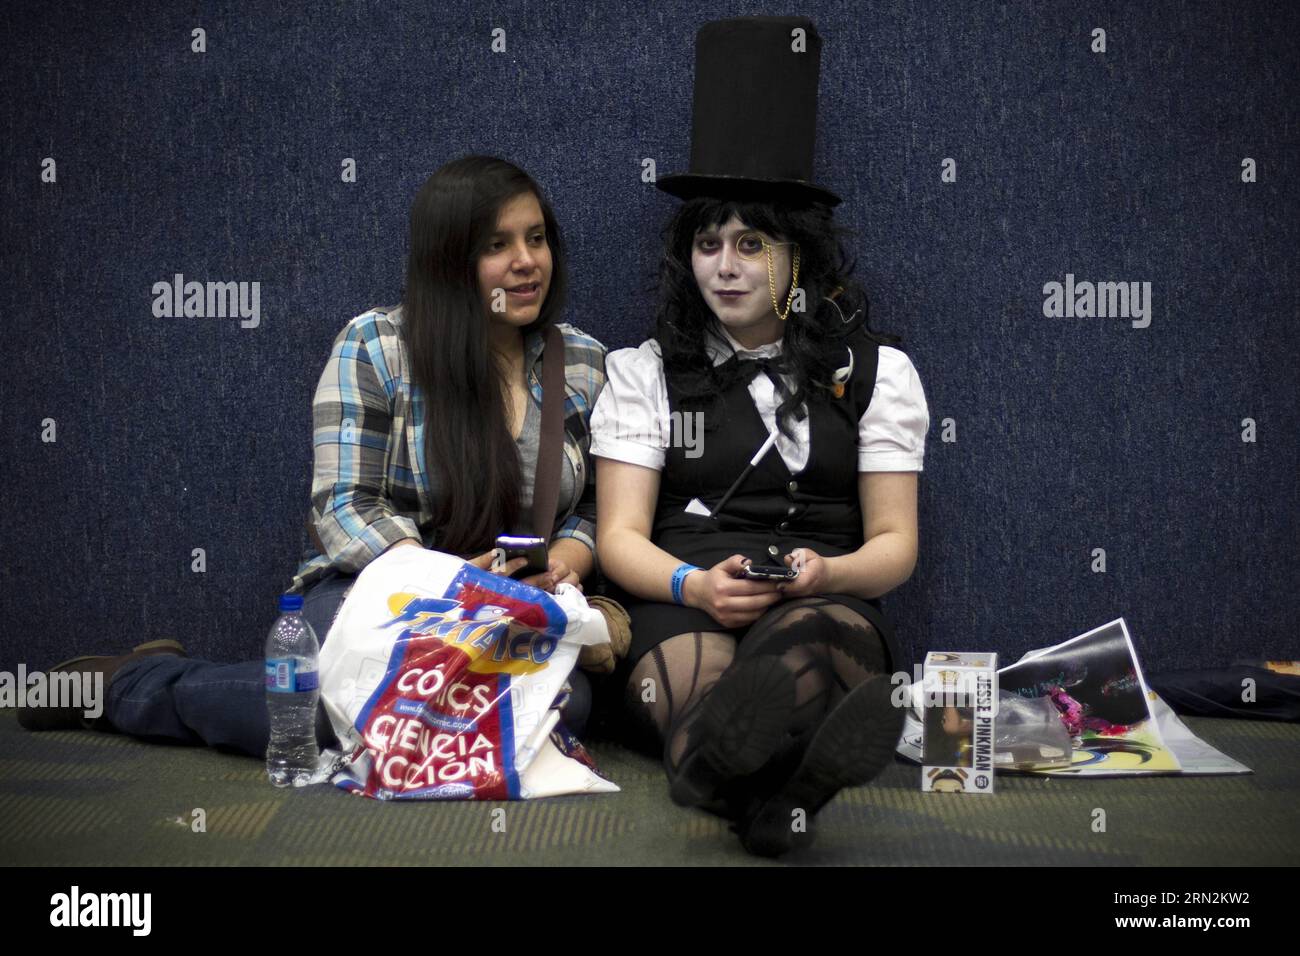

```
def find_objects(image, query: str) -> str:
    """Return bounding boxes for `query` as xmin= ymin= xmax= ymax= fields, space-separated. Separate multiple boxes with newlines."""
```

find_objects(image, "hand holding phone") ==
xmin=494 ymin=535 xmax=549 ymax=579
xmin=772 ymin=547 xmax=828 ymax=599
xmin=686 ymin=555 xmax=783 ymax=630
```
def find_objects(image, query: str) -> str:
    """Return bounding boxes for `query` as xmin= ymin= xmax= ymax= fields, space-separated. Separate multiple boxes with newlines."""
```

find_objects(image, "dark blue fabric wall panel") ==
xmin=2 ymin=1 xmax=1296 ymax=675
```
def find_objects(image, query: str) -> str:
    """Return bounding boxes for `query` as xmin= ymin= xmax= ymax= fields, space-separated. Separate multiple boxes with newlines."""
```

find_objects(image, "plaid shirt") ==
xmin=289 ymin=306 xmax=607 ymax=595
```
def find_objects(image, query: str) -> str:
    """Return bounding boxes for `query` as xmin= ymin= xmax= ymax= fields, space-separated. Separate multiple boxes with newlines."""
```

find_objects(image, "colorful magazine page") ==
xmin=999 ymin=618 xmax=1181 ymax=774
xmin=1012 ymin=621 xmax=1251 ymax=774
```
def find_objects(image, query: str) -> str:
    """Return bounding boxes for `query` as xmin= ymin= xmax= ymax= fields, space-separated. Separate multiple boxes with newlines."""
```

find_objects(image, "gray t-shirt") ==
xmin=511 ymin=390 xmax=576 ymax=536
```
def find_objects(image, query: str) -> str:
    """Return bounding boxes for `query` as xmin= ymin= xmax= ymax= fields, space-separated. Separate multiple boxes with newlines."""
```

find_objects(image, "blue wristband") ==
xmin=671 ymin=563 xmax=701 ymax=605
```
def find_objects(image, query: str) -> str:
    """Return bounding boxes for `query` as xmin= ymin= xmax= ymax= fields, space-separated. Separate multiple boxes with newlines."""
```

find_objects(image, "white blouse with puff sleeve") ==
xmin=589 ymin=328 xmax=930 ymax=475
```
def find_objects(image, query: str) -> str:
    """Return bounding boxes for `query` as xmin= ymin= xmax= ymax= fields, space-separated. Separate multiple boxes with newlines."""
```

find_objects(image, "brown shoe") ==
xmin=16 ymin=639 xmax=187 ymax=733
xmin=578 ymin=595 xmax=632 ymax=675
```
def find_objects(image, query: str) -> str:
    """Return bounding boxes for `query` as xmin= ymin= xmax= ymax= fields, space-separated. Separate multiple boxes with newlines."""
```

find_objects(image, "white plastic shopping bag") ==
xmin=317 ymin=546 xmax=618 ymax=799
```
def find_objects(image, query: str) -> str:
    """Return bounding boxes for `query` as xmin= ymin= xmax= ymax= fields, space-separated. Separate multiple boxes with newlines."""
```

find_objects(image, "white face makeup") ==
xmin=691 ymin=214 xmax=794 ymax=347
xmin=477 ymin=192 xmax=552 ymax=329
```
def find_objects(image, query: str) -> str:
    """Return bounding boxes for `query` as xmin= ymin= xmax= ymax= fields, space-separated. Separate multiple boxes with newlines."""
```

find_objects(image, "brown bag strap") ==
xmin=531 ymin=324 xmax=566 ymax=540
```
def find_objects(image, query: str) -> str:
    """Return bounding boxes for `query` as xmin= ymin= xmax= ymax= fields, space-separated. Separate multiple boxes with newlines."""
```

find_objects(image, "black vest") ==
xmin=651 ymin=333 xmax=881 ymax=569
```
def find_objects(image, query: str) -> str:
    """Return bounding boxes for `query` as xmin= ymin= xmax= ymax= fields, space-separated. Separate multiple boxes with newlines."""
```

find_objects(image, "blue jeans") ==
xmin=106 ymin=572 xmax=592 ymax=758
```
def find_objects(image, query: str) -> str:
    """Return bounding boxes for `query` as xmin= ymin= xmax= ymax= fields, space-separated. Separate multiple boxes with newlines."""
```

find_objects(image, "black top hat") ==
xmin=657 ymin=16 xmax=841 ymax=207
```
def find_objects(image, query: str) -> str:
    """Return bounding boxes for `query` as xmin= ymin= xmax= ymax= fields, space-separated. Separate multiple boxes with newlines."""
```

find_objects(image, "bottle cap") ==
xmin=279 ymin=593 xmax=304 ymax=612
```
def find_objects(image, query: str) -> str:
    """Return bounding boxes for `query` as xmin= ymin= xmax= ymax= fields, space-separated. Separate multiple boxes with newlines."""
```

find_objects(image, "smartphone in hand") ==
xmin=495 ymin=535 xmax=549 ymax=579
xmin=738 ymin=563 xmax=799 ymax=582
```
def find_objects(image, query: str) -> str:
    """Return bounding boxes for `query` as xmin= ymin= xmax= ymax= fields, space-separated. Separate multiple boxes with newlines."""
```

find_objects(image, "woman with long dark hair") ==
xmin=20 ymin=156 xmax=609 ymax=754
xmin=590 ymin=17 xmax=930 ymax=856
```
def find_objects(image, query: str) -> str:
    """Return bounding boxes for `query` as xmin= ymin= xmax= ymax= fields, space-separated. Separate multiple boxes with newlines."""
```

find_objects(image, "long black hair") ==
xmin=401 ymin=156 xmax=569 ymax=556
xmin=652 ymin=196 xmax=900 ymax=439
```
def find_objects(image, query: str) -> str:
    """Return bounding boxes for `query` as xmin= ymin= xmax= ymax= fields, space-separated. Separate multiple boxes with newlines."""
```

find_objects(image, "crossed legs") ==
xmin=623 ymin=597 xmax=898 ymax=854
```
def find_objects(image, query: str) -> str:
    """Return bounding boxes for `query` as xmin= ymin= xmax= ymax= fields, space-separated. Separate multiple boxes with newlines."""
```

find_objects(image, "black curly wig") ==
xmin=651 ymin=196 xmax=902 ymax=440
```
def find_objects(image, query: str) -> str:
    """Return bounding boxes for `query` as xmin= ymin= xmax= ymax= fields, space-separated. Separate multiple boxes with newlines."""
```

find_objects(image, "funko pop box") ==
xmin=921 ymin=652 xmax=998 ymax=794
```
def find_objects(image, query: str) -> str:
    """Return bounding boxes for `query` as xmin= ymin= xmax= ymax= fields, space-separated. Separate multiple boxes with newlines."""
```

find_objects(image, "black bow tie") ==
xmin=728 ymin=354 xmax=807 ymax=422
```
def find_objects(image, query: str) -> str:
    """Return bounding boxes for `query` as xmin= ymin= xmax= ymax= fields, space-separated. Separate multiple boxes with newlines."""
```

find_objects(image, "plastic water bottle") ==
xmin=265 ymin=593 xmax=320 ymax=787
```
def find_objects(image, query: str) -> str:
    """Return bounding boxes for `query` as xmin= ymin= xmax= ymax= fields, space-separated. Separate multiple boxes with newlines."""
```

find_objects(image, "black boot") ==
xmin=667 ymin=655 xmax=796 ymax=808
xmin=733 ymin=674 xmax=904 ymax=857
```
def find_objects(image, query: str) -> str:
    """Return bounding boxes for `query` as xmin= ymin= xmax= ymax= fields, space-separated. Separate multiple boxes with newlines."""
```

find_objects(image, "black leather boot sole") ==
xmin=737 ymin=673 xmax=904 ymax=857
xmin=668 ymin=655 xmax=796 ymax=809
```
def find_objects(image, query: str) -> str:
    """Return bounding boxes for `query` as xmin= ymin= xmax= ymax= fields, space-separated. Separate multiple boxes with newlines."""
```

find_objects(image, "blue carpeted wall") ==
xmin=3 ymin=1 xmax=1297 ymax=676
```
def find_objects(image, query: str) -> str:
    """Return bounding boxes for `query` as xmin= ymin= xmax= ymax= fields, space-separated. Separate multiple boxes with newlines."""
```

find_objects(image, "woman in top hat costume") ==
xmin=589 ymin=17 xmax=930 ymax=856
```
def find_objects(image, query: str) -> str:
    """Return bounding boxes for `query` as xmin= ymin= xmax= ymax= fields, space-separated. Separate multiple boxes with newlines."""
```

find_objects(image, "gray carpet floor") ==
xmin=1 ymin=708 xmax=1297 ymax=866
